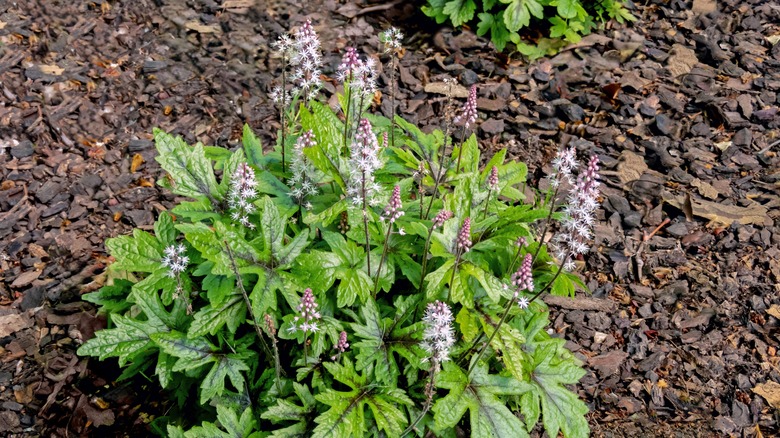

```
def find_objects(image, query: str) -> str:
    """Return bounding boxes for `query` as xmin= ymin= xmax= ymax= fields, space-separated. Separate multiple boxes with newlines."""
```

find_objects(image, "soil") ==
xmin=0 ymin=0 xmax=779 ymax=437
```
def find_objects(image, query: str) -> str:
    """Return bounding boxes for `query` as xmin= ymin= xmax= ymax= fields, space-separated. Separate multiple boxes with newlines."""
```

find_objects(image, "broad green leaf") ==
xmin=185 ymin=405 xmax=256 ymax=438
xmin=129 ymin=272 xmax=179 ymax=327
xmin=154 ymin=212 xmax=178 ymax=248
xmin=156 ymin=351 xmax=176 ymax=389
xmin=171 ymin=198 xmax=220 ymax=222
xmin=442 ymin=0 xmax=477 ymax=26
xmin=313 ymin=358 xmax=412 ymax=438
xmin=200 ymin=355 xmax=250 ymax=405
xmin=550 ymin=0 xmax=577 ymax=18
xmin=202 ymin=274 xmax=235 ymax=307
xmin=456 ymin=307 xmax=480 ymax=342
xmin=460 ymin=263 xmax=506 ymax=303
xmin=303 ymin=199 xmax=347 ymax=227
xmin=502 ymin=0 xmax=544 ymax=32
xmin=424 ymin=259 xmax=455 ymax=299
xmin=528 ymin=340 xmax=589 ymax=438
xmin=243 ymin=124 xmax=265 ymax=169
xmin=77 ymin=314 xmax=167 ymax=365
xmin=277 ymin=230 xmax=309 ymax=266
xmin=154 ymin=129 xmax=219 ymax=201
xmin=433 ymin=361 xmax=532 ymax=437
xmin=105 ymin=230 xmax=163 ymax=273
xmin=82 ymin=279 xmax=133 ymax=315
xmin=351 ymin=300 xmax=423 ymax=383
xmin=336 ymin=268 xmax=371 ymax=307
xmin=261 ymin=196 xmax=285 ymax=259
xmin=189 ymin=292 xmax=245 ymax=337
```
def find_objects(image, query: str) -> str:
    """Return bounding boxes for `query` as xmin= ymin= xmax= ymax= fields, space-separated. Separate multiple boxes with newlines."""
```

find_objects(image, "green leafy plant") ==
xmin=424 ymin=0 xmax=635 ymax=56
xmin=79 ymin=21 xmax=599 ymax=437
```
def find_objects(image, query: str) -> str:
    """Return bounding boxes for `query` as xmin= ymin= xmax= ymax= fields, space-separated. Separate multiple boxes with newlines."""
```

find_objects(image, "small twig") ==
xmin=355 ymin=0 xmax=403 ymax=16
xmin=643 ymin=218 xmax=670 ymax=242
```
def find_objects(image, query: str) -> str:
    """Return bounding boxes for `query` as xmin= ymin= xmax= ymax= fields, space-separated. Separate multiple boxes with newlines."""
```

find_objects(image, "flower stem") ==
xmin=281 ymin=64 xmax=287 ymax=175
xmin=362 ymin=171 xmax=372 ymax=276
xmin=447 ymin=250 xmax=462 ymax=302
xmin=482 ymin=188 xmax=492 ymax=220
xmin=467 ymin=296 xmax=515 ymax=377
xmin=223 ymin=241 xmax=274 ymax=361
xmin=455 ymin=128 xmax=466 ymax=173
xmin=465 ymin=250 xmax=572 ymax=368
xmin=389 ymin=55 xmax=396 ymax=149
xmin=373 ymin=222 xmax=394 ymax=296
xmin=418 ymin=227 xmax=435 ymax=293
xmin=531 ymin=183 xmax=561 ymax=263
xmin=401 ymin=366 xmax=437 ymax=437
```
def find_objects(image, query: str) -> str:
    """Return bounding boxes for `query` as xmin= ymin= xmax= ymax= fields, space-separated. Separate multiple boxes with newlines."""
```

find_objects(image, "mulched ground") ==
xmin=1 ymin=0 xmax=779 ymax=436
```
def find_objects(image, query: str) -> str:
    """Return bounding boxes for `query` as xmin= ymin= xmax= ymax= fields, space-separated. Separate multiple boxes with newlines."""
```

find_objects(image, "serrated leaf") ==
xmin=433 ymin=361 xmax=532 ymax=437
xmin=528 ymin=340 xmax=590 ymax=438
xmin=156 ymin=351 xmax=176 ymax=389
xmin=550 ymin=0 xmax=577 ymax=18
xmin=154 ymin=129 xmax=219 ymax=201
xmin=82 ymin=279 xmax=133 ymax=315
xmin=303 ymin=199 xmax=347 ymax=227
xmin=185 ymin=405 xmax=256 ymax=438
xmin=200 ymin=355 xmax=250 ymax=405
xmin=154 ymin=212 xmax=178 ymax=248
xmin=261 ymin=196 xmax=285 ymax=259
xmin=105 ymin=230 xmax=163 ymax=273
xmin=189 ymin=292 xmax=245 ymax=337
xmin=312 ymin=358 xmax=411 ymax=438
xmin=243 ymin=124 xmax=265 ymax=169
xmin=77 ymin=314 xmax=167 ymax=365
xmin=171 ymin=198 xmax=220 ymax=222
xmin=443 ymin=0 xmax=477 ymax=27
xmin=350 ymin=300 xmax=423 ymax=383
xmin=277 ymin=229 xmax=309 ymax=266
xmin=502 ymin=0 xmax=544 ymax=32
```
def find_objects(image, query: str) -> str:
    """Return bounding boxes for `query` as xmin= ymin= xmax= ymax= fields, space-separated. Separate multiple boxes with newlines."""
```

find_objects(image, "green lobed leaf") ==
xmin=443 ymin=0 xmax=477 ymax=27
xmin=200 ymin=355 xmax=250 ymax=405
xmin=527 ymin=340 xmax=590 ymax=438
xmin=77 ymin=314 xmax=167 ymax=366
xmin=154 ymin=129 xmax=219 ymax=201
xmin=105 ymin=230 xmax=163 ymax=273
xmin=433 ymin=361 xmax=532 ymax=437
xmin=189 ymin=292 xmax=245 ymax=337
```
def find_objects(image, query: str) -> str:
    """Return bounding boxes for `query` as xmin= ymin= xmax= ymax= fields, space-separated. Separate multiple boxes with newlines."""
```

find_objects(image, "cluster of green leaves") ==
xmin=78 ymin=53 xmax=590 ymax=438
xmin=423 ymin=0 xmax=635 ymax=56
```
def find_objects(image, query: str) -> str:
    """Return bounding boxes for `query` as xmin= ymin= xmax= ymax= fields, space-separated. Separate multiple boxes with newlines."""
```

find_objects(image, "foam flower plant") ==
xmin=78 ymin=20 xmax=596 ymax=438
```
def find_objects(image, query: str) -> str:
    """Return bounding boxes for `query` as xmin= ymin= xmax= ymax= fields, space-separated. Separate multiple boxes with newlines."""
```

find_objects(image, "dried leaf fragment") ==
xmin=753 ymin=381 xmax=780 ymax=409
xmin=130 ymin=153 xmax=144 ymax=172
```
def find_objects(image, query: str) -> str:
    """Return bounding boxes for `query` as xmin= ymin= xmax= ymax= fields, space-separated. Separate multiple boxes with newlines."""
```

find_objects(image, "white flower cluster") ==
xmin=162 ymin=244 xmax=188 ymax=277
xmin=346 ymin=118 xmax=382 ymax=207
xmin=227 ymin=163 xmax=258 ymax=228
xmin=380 ymin=27 xmax=403 ymax=53
xmin=289 ymin=130 xmax=318 ymax=202
xmin=554 ymin=155 xmax=600 ymax=271
xmin=421 ymin=301 xmax=455 ymax=371
xmin=290 ymin=20 xmax=322 ymax=101
xmin=270 ymin=19 xmax=323 ymax=104
xmin=550 ymin=146 xmax=577 ymax=188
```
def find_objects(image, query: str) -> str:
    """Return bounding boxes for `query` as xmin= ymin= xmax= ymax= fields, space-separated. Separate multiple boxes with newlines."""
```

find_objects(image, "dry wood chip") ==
xmin=691 ymin=178 xmax=719 ymax=200
xmin=663 ymin=191 xmax=771 ymax=226
xmin=423 ymin=81 xmax=468 ymax=98
xmin=0 ymin=313 xmax=33 ymax=338
xmin=185 ymin=21 xmax=221 ymax=34
xmin=667 ymin=44 xmax=698 ymax=77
